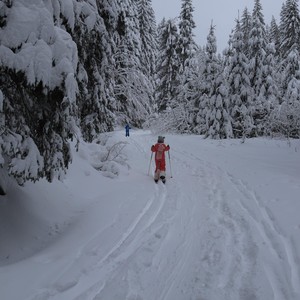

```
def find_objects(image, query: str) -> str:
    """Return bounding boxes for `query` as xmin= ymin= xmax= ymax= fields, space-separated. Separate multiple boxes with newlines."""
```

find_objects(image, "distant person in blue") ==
xmin=125 ymin=124 xmax=131 ymax=137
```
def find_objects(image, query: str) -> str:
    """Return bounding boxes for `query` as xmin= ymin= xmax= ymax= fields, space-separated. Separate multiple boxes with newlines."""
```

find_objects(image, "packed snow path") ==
xmin=1 ymin=130 xmax=300 ymax=300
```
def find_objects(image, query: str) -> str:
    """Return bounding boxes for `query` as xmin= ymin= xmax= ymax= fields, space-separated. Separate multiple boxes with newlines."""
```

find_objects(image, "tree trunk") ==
xmin=0 ymin=168 xmax=8 ymax=195
xmin=0 ymin=185 xmax=5 ymax=196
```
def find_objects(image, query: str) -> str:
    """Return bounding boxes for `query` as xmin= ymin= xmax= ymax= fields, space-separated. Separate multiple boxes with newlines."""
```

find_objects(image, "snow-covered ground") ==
xmin=0 ymin=130 xmax=300 ymax=300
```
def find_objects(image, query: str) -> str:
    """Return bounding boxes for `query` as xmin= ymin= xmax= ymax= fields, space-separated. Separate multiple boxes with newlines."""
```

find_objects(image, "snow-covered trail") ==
xmin=169 ymin=143 xmax=298 ymax=300
xmin=1 ymin=130 xmax=300 ymax=300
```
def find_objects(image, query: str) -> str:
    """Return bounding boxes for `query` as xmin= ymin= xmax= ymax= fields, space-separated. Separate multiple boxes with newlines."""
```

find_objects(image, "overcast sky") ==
xmin=151 ymin=0 xmax=285 ymax=52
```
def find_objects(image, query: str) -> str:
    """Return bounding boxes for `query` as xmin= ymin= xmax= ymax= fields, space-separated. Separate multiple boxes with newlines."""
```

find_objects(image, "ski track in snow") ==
xmin=169 ymin=149 xmax=260 ymax=300
xmin=173 ymin=148 xmax=300 ymax=300
xmin=225 ymin=173 xmax=300 ymax=300
xmin=27 ymin=133 xmax=299 ymax=300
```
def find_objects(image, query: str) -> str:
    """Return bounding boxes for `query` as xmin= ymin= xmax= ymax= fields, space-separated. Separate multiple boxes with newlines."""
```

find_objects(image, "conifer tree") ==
xmin=279 ymin=2 xmax=287 ymax=53
xmin=241 ymin=7 xmax=252 ymax=58
xmin=74 ymin=0 xmax=118 ymax=142
xmin=183 ymin=47 xmax=206 ymax=134
xmin=0 ymin=0 xmax=79 ymax=193
xmin=177 ymin=0 xmax=197 ymax=73
xmin=269 ymin=16 xmax=281 ymax=57
xmin=202 ymin=24 xmax=232 ymax=139
xmin=226 ymin=19 xmax=255 ymax=138
xmin=136 ymin=0 xmax=157 ymax=108
xmin=170 ymin=0 xmax=197 ymax=132
xmin=279 ymin=0 xmax=300 ymax=59
xmin=136 ymin=0 xmax=157 ymax=79
xmin=248 ymin=0 xmax=269 ymax=136
xmin=194 ymin=46 xmax=214 ymax=135
xmin=171 ymin=52 xmax=199 ymax=133
xmin=114 ymin=0 xmax=152 ymax=126
xmin=156 ymin=19 xmax=180 ymax=112
xmin=272 ymin=48 xmax=300 ymax=138
xmin=261 ymin=43 xmax=280 ymax=135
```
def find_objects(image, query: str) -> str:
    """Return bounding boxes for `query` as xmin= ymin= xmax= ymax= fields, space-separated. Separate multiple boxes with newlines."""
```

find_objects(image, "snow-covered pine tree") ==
xmin=249 ymin=0 xmax=266 ymax=49
xmin=194 ymin=46 xmax=214 ymax=135
xmin=279 ymin=1 xmax=287 ymax=55
xmin=114 ymin=0 xmax=152 ymax=127
xmin=177 ymin=0 xmax=197 ymax=73
xmin=155 ymin=18 xmax=180 ymax=112
xmin=169 ymin=0 xmax=197 ymax=133
xmin=147 ymin=18 xmax=182 ymax=133
xmin=157 ymin=17 xmax=166 ymax=36
xmin=0 ymin=0 xmax=79 ymax=192
xmin=71 ymin=0 xmax=118 ymax=142
xmin=226 ymin=18 xmax=255 ymax=139
xmin=279 ymin=0 xmax=300 ymax=59
xmin=241 ymin=7 xmax=252 ymax=58
xmin=262 ymin=42 xmax=280 ymax=135
xmin=202 ymin=24 xmax=232 ymax=139
xmin=170 ymin=50 xmax=200 ymax=133
xmin=190 ymin=47 xmax=207 ymax=134
xmin=269 ymin=16 xmax=281 ymax=58
xmin=222 ymin=29 xmax=234 ymax=78
xmin=136 ymin=0 xmax=157 ymax=84
xmin=248 ymin=0 xmax=269 ymax=136
xmin=273 ymin=48 xmax=300 ymax=138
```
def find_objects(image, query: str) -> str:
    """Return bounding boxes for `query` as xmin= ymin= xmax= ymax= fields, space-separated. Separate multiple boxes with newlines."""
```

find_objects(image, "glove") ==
xmin=167 ymin=144 xmax=170 ymax=149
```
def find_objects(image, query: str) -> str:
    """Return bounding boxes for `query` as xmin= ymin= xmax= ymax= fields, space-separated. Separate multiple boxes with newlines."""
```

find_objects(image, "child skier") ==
xmin=151 ymin=136 xmax=170 ymax=183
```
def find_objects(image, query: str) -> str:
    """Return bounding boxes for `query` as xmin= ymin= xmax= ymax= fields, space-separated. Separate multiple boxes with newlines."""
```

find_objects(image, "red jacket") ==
xmin=151 ymin=143 xmax=170 ymax=161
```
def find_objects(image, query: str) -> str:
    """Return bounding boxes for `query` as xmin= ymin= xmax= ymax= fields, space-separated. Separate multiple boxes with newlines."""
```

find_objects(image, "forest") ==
xmin=0 ymin=0 xmax=299 ymax=191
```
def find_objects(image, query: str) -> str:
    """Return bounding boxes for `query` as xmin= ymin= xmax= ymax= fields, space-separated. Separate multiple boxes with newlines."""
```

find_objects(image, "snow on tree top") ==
xmin=0 ymin=0 xmax=78 ymax=92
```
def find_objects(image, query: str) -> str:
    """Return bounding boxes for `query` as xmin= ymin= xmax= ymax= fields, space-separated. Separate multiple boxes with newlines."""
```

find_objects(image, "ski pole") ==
xmin=148 ymin=152 xmax=153 ymax=176
xmin=168 ymin=150 xmax=173 ymax=178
